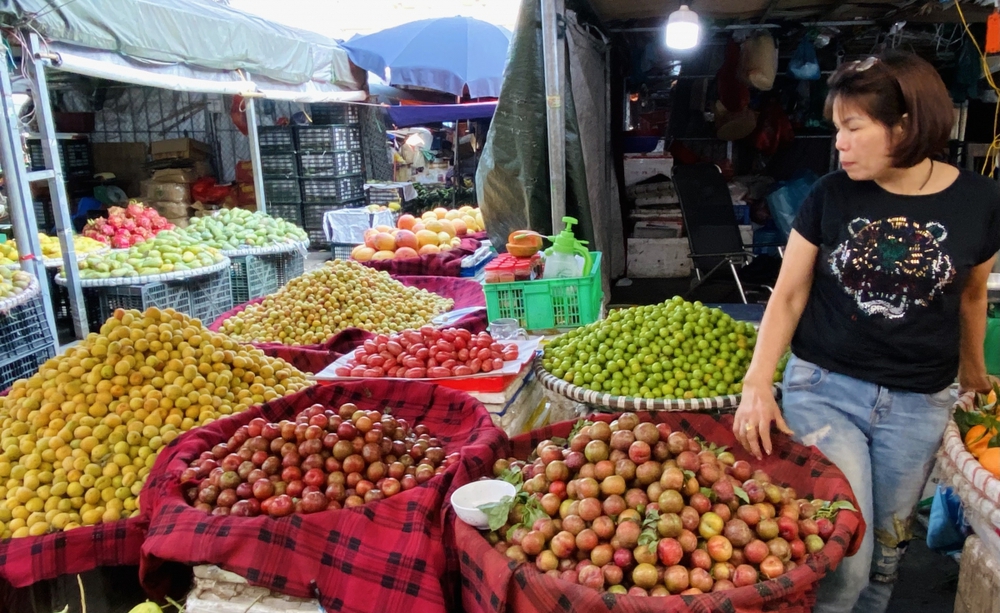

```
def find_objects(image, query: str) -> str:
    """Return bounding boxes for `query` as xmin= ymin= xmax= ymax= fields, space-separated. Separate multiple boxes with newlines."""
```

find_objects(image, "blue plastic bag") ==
xmin=766 ymin=171 xmax=818 ymax=241
xmin=789 ymin=39 xmax=821 ymax=81
xmin=926 ymin=484 xmax=969 ymax=555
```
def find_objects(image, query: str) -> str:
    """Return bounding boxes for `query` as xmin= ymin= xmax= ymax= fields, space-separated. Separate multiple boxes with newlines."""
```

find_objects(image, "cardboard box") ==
xmin=151 ymin=137 xmax=211 ymax=161
xmin=624 ymin=154 xmax=673 ymax=187
xmin=236 ymin=160 xmax=254 ymax=184
xmin=152 ymin=168 xmax=199 ymax=184
xmin=92 ymin=142 xmax=148 ymax=197
xmin=237 ymin=183 xmax=257 ymax=207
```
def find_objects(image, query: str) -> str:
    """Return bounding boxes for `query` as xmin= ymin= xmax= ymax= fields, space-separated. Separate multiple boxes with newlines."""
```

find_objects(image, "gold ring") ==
xmin=745 ymin=423 xmax=754 ymax=432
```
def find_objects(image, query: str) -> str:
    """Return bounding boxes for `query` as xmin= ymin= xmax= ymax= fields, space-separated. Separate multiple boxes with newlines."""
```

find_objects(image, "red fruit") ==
xmin=689 ymin=548 xmax=712 ymax=570
xmin=268 ymin=494 xmax=294 ymax=517
xmin=549 ymin=531 xmax=577 ymax=559
xmin=657 ymin=538 xmax=683 ymax=566
xmin=690 ymin=567 xmax=714 ymax=593
xmin=706 ymin=535 xmax=733 ymax=562
xmin=713 ymin=579 xmax=736 ymax=592
xmin=757 ymin=518 xmax=779 ymax=540
xmin=690 ymin=493 xmax=712 ymax=515
xmin=614 ymin=521 xmax=641 ymax=549
xmin=562 ymin=514 xmax=585 ymax=535
xmin=575 ymin=529 xmax=598 ymax=552
xmin=759 ymin=555 xmax=785 ymax=579
xmin=724 ymin=519 xmax=754 ymax=548
xmin=816 ymin=517 xmax=835 ymax=540
xmin=613 ymin=547 xmax=633 ymax=568
xmin=777 ymin=516 xmax=799 ymax=541
xmin=578 ymin=564 xmax=605 ymax=590
xmin=663 ymin=565 xmax=690 ymax=594
xmin=677 ymin=529 xmax=698 ymax=553
xmin=790 ymin=538 xmax=807 ymax=560
xmin=592 ymin=515 xmax=616 ymax=540
xmin=732 ymin=564 xmax=759 ymax=587
xmin=628 ymin=441 xmax=651 ymax=464
xmin=736 ymin=504 xmax=761 ymax=527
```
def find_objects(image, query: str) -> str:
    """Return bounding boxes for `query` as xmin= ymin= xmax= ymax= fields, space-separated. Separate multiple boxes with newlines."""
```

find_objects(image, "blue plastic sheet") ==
xmin=766 ymin=171 xmax=818 ymax=240
xmin=926 ymin=485 xmax=969 ymax=555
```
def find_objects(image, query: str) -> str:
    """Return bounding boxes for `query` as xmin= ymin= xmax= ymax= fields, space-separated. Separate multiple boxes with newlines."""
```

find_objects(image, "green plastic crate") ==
xmin=986 ymin=307 xmax=999 ymax=376
xmin=484 ymin=252 xmax=602 ymax=331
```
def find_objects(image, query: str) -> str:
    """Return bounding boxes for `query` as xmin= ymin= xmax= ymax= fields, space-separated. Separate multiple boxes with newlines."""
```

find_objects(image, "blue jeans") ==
xmin=780 ymin=354 xmax=954 ymax=613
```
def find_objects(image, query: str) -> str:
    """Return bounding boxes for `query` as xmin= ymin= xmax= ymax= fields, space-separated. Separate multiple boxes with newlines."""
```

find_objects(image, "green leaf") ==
xmin=829 ymin=500 xmax=858 ymax=513
xmin=734 ymin=486 xmax=750 ymax=505
xmin=550 ymin=437 xmax=568 ymax=448
xmin=700 ymin=487 xmax=717 ymax=502
xmin=498 ymin=467 xmax=523 ymax=488
xmin=520 ymin=497 xmax=549 ymax=529
xmin=568 ymin=419 xmax=593 ymax=440
xmin=683 ymin=470 xmax=696 ymax=480
xmin=478 ymin=495 xmax=514 ymax=531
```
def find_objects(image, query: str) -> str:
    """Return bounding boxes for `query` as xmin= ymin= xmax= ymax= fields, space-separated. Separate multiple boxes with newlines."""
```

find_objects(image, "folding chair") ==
xmin=672 ymin=163 xmax=780 ymax=304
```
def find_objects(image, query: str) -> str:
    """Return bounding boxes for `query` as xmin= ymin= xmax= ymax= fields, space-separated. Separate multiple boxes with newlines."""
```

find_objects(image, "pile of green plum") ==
xmin=542 ymin=298 xmax=757 ymax=400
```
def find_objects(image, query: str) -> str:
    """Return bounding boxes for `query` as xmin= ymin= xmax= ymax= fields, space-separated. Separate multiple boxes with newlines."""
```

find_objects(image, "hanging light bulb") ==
xmin=665 ymin=5 xmax=700 ymax=50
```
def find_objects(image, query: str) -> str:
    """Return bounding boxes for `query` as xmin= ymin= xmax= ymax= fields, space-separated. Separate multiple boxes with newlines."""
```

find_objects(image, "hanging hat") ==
xmin=715 ymin=100 xmax=758 ymax=141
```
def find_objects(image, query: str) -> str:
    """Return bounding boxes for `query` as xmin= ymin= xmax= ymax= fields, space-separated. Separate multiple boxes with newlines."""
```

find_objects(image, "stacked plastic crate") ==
xmin=258 ymin=126 xmax=302 ymax=227
xmin=296 ymin=104 xmax=365 ymax=249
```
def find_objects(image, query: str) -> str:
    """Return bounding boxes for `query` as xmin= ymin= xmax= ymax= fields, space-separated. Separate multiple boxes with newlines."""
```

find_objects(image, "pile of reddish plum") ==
xmin=485 ymin=414 xmax=853 ymax=596
xmin=181 ymin=403 xmax=457 ymax=517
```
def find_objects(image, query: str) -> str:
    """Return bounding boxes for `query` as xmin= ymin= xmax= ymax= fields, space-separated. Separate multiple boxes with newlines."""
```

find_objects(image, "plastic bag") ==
xmin=789 ymin=39 xmax=821 ymax=81
xmin=766 ymin=171 xmax=818 ymax=240
xmin=926 ymin=485 xmax=969 ymax=555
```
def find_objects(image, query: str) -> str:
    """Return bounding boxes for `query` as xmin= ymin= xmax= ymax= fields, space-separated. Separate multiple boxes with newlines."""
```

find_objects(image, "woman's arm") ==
xmin=958 ymin=255 xmax=997 ymax=394
xmin=734 ymin=231 xmax=819 ymax=458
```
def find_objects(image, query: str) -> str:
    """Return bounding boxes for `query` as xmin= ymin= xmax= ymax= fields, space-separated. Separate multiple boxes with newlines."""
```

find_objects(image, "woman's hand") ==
xmin=733 ymin=383 xmax=793 ymax=460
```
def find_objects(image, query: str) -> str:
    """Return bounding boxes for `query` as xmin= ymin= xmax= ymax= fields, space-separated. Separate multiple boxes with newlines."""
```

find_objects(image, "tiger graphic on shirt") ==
xmin=829 ymin=217 xmax=955 ymax=319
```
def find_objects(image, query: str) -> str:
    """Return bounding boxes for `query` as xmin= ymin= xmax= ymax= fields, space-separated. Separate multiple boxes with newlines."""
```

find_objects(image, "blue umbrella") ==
xmin=343 ymin=16 xmax=512 ymax=99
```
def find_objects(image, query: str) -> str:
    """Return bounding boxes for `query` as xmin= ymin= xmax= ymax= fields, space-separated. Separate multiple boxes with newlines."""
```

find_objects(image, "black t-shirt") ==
xmin=791 ymin=168 xmax=1000 ymax=393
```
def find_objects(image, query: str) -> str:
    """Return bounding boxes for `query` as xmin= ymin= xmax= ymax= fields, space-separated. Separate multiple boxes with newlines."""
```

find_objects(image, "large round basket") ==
xmin=53 ymin=258 xmax=231 ymax=287
xmin=533 ymin=356 xmax=742 ymax=412
xmin=219 ymin=239 xmax=309 ymax=257
xmin=0 ymin=274 xmax=40 ymax=314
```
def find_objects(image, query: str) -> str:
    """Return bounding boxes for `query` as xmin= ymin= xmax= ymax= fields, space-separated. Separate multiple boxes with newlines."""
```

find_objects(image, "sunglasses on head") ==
xmin=847 ymin=57 xmax=879 ymax=72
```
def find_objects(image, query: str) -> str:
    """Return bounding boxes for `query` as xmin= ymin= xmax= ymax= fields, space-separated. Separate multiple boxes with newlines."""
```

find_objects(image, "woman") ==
xmin=733 ymin=50 xmax=1000 ymax=613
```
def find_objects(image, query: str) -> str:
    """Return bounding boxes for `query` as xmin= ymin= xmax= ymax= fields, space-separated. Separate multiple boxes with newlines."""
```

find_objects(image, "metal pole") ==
xmin=541 ymin=0 xmax=566 ymax=233
xmin=244 ymin=91 xmax=267 ymax=213
xmin=27 ymin=34 xmax=87 ymax=339
xmin=0 ymin=45 xmax=60 ymax=346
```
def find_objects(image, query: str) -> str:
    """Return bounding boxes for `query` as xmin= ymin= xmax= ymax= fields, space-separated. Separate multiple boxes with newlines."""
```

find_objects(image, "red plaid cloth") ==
xmin=467 ymin=232 xmax=489 ymax=242
xmin=447 ymin=412 xmax=864 ymax=613
xmin=140 ymin=381 xmax=507 ymax=613
xmin=209 ymin=276 xmax=487 ymax=373
xmin=361 ymin=238 xmax=481 ymax=277
xmin=0 ymin=516 xmax=147 ymax=588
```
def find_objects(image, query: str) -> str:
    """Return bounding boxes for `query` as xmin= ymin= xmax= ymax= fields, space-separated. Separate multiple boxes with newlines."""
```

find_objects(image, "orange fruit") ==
xmin=397 ymin=214 xmax=417 ymax=231
xmin=965 ymin=424 xmax=997 ymax=458
xmin=980 ymin=447 xmax=1000 ymax=478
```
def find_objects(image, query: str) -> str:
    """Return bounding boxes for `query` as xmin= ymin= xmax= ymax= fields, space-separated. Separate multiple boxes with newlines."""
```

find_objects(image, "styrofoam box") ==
xmin=624 ymin=155 xmax=673 ymax=187
xmin=627 ymin=237 xmax=691 ymax=278
xmin=185 ymin=565 xmax=319 ymax=613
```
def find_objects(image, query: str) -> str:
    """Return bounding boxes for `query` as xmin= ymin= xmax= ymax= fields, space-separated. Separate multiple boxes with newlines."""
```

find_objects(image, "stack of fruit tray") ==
xmin=224 ymin=243 xmax=307 ymax=305
xmin=0 ymin=274 xmax=55 ymax=390
xmin=60 ymin=258 xmax=233 ymax=331
xmin=294 ymin=123 xmax=366 ymax=249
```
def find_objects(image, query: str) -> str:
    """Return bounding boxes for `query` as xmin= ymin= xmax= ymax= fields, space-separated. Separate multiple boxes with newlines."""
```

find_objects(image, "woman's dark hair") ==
xmin=824 ymin=50 xmax=953 ymax=168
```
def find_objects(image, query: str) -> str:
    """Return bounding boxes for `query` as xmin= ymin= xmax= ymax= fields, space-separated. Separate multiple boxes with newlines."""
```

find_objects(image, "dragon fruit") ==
xmin=126 ymin=202 xmax=145 ymax=218
xmin=111 ymin=232 xmax=131 ymax=249
xmin=79 ymin=201 xmax=177 ymax=247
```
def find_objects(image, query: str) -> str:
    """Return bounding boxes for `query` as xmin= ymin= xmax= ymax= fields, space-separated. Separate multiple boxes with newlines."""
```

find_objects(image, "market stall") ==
xmin=0 ymin=0 xmax=366 ymax=342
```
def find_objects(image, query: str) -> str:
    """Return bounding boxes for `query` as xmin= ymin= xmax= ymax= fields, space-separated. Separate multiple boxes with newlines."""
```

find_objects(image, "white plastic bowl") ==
xmin=450 ymin=479 xmax=517 ymax=530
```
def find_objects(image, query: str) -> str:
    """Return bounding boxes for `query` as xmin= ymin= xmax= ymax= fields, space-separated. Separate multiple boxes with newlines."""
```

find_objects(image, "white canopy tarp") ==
xmin=0 ymin=0 xmax=366 ymax=99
